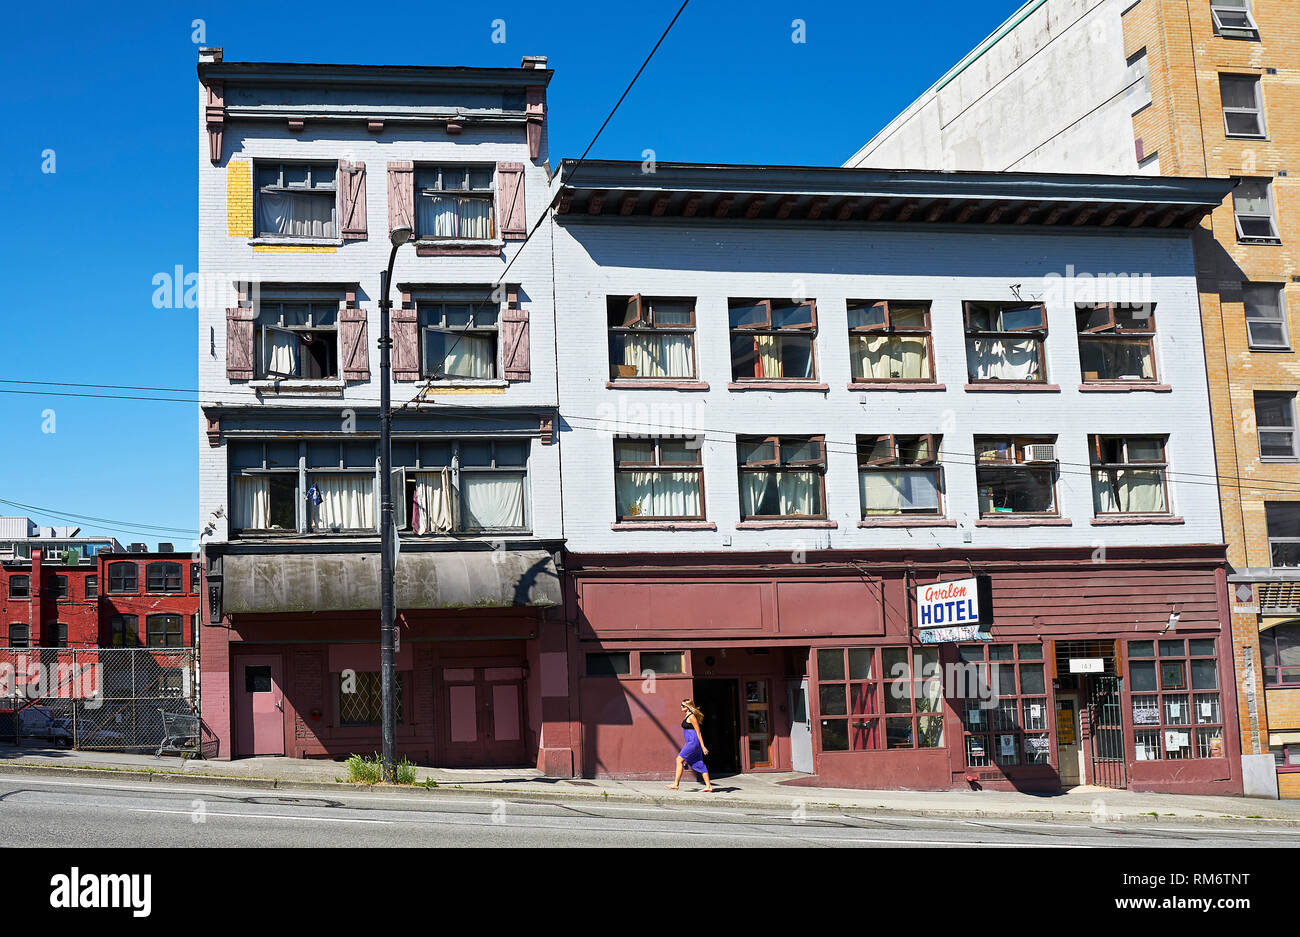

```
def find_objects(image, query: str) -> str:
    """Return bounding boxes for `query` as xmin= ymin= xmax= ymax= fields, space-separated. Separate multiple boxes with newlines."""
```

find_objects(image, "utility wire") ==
xmin=0 ymin=497 xmax=200 ymax=537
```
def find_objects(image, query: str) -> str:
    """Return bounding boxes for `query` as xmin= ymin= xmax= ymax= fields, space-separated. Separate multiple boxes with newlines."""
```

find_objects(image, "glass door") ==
xmin=745 ymin=679 xmax=772 ymax=768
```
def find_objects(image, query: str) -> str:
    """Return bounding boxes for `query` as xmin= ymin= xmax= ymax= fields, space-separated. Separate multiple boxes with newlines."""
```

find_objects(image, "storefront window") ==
xmin=1128 ymin=639 xmax=1222 ymax=760
xmin=816 ymin=647 xmax=880 ymax=752
xmin=959 ymin=643 xmax=1048 ymax=768
xmin=883 ymin=646 xmax=944 ymax=749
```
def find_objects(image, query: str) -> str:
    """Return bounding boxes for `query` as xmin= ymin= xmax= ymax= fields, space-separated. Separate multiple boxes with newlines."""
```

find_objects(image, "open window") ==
xmin=1234 ymin=179 xmax=1281 ymax=243
xmin=975 ymin=436 xmax=1058 ymax=517
xmin=608 ymin=295 xmax=697 ymax=380
xmin=1076 ymin=303 xmax=1157 ymax=382
xmin=729 ymin=299 xmax=817 ymax=381
xmin=1244 ymin=283 xmax=1290 ymax=349
xmin=395 ymin=438 xmax=529 ymax=535
xmin=858 ymin=435 xmax=942 ymax=516
xmin=848 ymin=301 xmax=933 ymax=382
xmin=1211 ymin=0 xmax=1259 ymax=40
xmin=1090 ymin=436 xmax=1170 ymax=515
xmin=737 ymin=435 xmax=826 ymax=519
xmin=964 ymin=302 xmax=1048 ymax=383
xmin=256 ymin=300 xmax=339 ymax=380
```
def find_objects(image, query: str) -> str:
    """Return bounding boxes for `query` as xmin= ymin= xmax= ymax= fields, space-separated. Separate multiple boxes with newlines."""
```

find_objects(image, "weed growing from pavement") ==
xmin=345 ymin=753 xmax=418 ymax=785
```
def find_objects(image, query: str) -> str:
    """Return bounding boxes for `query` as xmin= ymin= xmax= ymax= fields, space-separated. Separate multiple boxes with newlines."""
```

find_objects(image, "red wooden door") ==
xmin=235 ymin=655 xmax=284 ymax=756
xmin=440 ymin=663 xmax=526 ymax=766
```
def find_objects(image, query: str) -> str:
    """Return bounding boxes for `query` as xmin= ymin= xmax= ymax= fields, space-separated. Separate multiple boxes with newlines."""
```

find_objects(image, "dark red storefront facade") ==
xmin=566 ymin=544 xmax=1243 ymax=795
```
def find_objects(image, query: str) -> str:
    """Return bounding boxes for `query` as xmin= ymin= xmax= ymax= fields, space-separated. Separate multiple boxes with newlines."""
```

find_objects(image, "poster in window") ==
xmin=999 ymin=734 xmax=1016 ymax=757
xmin=1164 ymin=730 xmax=1189 ymax=751
xmin=1025 ymin=736 xmax=1051 ymax=754
xmin=1133 ymin=705 xmax=1161 ymax=725
xmin=969 ymin=738 xmax=985 ymax=760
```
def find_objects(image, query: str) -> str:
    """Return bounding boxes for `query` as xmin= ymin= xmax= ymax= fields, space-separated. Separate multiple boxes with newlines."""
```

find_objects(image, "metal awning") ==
xmin=221 ymin=550 xmax=560 ymax=614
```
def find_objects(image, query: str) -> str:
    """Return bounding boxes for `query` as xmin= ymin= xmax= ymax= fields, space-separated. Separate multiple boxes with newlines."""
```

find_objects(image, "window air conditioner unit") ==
xmin=1024 ymin=444 xmax=1057 ymax=464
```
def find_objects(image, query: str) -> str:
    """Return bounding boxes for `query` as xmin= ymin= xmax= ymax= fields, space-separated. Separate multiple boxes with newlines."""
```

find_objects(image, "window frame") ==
xmin=1211 ymin=1 xmax=1260 ymax=40
xmin=254 ymin=161 xmax=339 ymax=241
xmin=1259 ymin=623 xmax=1300 ymax=688
xmin=1244 ymin=283 xmax=1290 ymax=349
xmin=145 ymin=561 xmax=184 ymax=594
xmin=1255 ymin=392 xmax=1299 ymax=462
xmin=1127 ymin=638 xmax=1224 ymax=761
xmin=8 ymin=623 xmax=28 ymax=648
xmin=146 ymin=614 xmax=184 ymax=648
xmin=417 ymin=297 xmax=501 ymax=381
xmin=959 ymin=643 xmax=1051 ymax=769
xmin=736 ymin=434 xmax=828 ymax=521
xmin=1076 ymin=303 xmax=1158 ymax=383
xmin=107 ymin=562 xmax=138 ymax=594
xmin=814 ymin=648 xmax=883 ymax=752
xmin=395 ymin=438 xmax=531 ymax=535
xmin=414 ymin=164 xmax=496 ymax=242
xmin=8 ymin=575 xmax=29 ymax=599
xmin=963 ymin=301 xmax=1049 ymax=384
xmin=190 ymin=564 xmax=200 ymax=594
xmin=881 ymin=646 xmax=946 ymax=750
xmin=728 ymin=299 xmax=819 ymax=382
xmin=85 ymin=575 xmax=98 ymax=600
xmin=608 ymin=295 xmax=699 ymax=381
xmin=1220 ymin=74 xmax=1266 ymax=138
xmin=857 ymin=434 xmax=943 ymax=517
xmin=1266 ymin=501 xmax=1300 ymax=568
xmin=847 ymin=300 xmax=935 ymax=384
xmin=54 ymin=575 xmax=68 ymax=600
xmin=254 ymin=299 xmax=340 ymax=382
xmin=229 ymin=440 xmax=310 ymax=535
xmin=1089 ymin=435 xmax=1171 ymax=516
xmin=336 ymin=670 xmax=405 ymax=726
xmin=613 ymin=436 xmax=706 ymax=522
xmin=975 ymin=435 xmax=1060 ymax=518
xmin=109 ymin=614 xmax=140 ymax=648
xmin=1234 ymin=179 xmax=1281 ymax=243
xmin=47 ymin=622 xmax=68 ymax=648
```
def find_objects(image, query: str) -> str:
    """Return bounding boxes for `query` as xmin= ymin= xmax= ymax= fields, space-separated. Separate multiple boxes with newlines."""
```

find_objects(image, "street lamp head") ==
xmin=389 ymin=226 xmax=413 ymax=247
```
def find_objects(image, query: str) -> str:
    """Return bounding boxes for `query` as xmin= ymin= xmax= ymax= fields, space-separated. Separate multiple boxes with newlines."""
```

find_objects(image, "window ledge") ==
xmin=727 ymin=381 xmax=830 ymax=392
xmin=1078 ymin=382 xmax=1171 ymax=392
xmin=606 ymin=380 xmax=710 ymax=391
xmin=250 ymin=380 xmax=345 ymax=397
xmin=964 ymin=383 xmax=1060 ymax=393
xmin=414 ymin=239 xmax=503 ymax=256
xmin=847 ymin=382 xmax=946 ymax=392
xmin=1247 ymin=346 xmax=1293 ymax=353
xmin=248 ymin=237 xmax=343 ymax=247
xmin=736 ymin=520 xmax=837 ymax=530
xmin=1238 ymin=238 xmax=1283 ymax=246
xmin=610 ymin=521 xmax=717 ymax=531
xmin=1090 ymin=515 xmax=1184 ymax=526
xmin=975 ymin=517 xmax=1071 ymax=527
xmin=859 ymin=518 xmax=957 ymax=528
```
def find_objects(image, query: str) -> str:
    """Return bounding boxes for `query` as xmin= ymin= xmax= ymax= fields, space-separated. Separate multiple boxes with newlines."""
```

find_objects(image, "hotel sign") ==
xmin=915 ymin=577 xmax=987 ymax=629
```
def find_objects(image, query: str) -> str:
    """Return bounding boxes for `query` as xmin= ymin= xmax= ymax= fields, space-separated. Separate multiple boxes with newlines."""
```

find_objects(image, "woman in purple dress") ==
xmin=666 ymin=698 xmax=714 ymax=792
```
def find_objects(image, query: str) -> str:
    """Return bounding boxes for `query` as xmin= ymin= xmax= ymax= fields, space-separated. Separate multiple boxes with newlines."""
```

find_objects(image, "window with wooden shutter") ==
xmin=501 ymin=306 xmax=531 ymax=381
xmin=392 ymin=301 xmax=420 ymax=381
xmin=496 ymin=162 xmax=526 ymax=240
xmin=339 ymin=305 xmax=370 ymax=381
xmin=387 ymin=161 xmax=415 ymax=234
xmin=226 ymin=306 xmax=256 ymax=380
xmin=339 ymin=160 xmax=367 ymax=240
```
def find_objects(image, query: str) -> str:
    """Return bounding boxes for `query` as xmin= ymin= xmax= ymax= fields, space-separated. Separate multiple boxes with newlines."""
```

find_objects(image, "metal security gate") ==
xmin=1085 ymin=674 xmax=1127 ymax=789
xmin=0 ymin=647 xmax=199 ymax=754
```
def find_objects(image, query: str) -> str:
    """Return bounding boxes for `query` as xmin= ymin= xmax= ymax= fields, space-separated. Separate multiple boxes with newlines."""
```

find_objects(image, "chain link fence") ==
xmin=0 ymin=647 xmax=203 ymax=754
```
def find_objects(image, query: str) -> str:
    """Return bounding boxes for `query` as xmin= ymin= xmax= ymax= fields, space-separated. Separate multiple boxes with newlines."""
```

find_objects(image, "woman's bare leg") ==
xmin=666 ymin=756 xmax=685 ymax=790
xmin=700 ymin=771 xmax=714 ymax=792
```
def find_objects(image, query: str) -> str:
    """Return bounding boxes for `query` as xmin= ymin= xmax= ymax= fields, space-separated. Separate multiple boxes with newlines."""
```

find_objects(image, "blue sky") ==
xmin=0 ymin=0 xmax=1015 ymax=547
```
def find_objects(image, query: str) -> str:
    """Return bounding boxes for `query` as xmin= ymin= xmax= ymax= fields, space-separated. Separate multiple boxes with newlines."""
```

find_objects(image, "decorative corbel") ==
xmin=539 ymin=414 xmax=555 ymax=445
xmin=205 ymin=80 xmax=225 ymax=164
xmin=205 ymin=415 xmax=221 ymax=447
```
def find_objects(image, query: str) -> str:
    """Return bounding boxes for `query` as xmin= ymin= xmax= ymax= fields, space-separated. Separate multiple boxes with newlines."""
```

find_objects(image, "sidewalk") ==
xmin=3 ymin=743 xmax=1297 ymax=824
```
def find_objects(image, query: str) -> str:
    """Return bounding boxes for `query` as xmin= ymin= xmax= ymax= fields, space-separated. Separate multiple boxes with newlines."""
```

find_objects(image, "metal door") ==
xmin=789 ymin=678 xmax=813 ymax=773
xmin=440 ymin=664 xmax=527 ymax=766
xmin=236 ymin=655 xmax=284 ymax=756
xmin=1085 ymin=675 xmax=1127 ymax=789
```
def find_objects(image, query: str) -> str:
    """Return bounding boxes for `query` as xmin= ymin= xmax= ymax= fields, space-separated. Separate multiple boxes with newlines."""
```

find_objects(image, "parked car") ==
xmin=17 ymin=706 xmax=72 ymax=746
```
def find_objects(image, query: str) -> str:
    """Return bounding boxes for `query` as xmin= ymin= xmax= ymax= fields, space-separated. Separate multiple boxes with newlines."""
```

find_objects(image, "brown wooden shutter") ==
xmin=392 ymin=301 xmax=419 ymax=381
xmin=502 ymin=306 xmax=531 ymax=381
xmin=339 ymin=305 xmax=370 ymax=381
xmin=387 ymin=161 xmax=414 ymax=234
xmin=225 ymin=307 xmax=255 ymax=380
xmin=496 ymin=162 xmax=526 ymax=240
xmin=339 ymin=160 xmax=367 ymax=240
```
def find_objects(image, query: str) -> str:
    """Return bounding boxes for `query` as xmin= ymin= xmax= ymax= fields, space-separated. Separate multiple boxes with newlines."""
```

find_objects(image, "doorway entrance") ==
xmin=235 ymin=654 xmax=284 ymax=756
xmin=440 ymin=661 xmax=527 ymax=767
xmin=692 ymin=678 xmax=740 ymax=774
xmin=1055 ymin=693 xmax=1082 ymax=787
xmin=1085 ymin=674 xmax=1128 ymax=789
xmin=788 ymin=677 xmax=813 ymax=773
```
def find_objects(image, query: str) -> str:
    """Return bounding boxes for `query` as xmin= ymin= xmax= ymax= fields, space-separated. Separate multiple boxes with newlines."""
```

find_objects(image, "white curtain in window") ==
xmin=616 ymin=471 xmax=701 ymax=517
xmin=411 ymin=470 xmax=456 ymax=535
xmin=266 ymin=330 xmax=299 ymax=376
xmin=443 ymin=334 xmax=495 ymax=379
xmin=418 ymin=196 xmax=493 ymax=239
xmin=233 ymin=476 xmax=269 ymax=530
xmin=1093 ymin=469 xmax=1166 ymax=513
xmin=860 ymin=470 xmax=939 ymax=514
xmin=741 ymin=470 xmax=819 ymax=516
xmin=312 ymin=475 xmax=375 ymax=530
xmin=852 ymin=335 xmax=929 ymax=380
xmin=619 ymin=333 xmax=693 ymax=378
xmin=258 ymin=191 xmax=337 ymax=239
xmin=967 ymin=338 xmax=1041 ymax=381
xmin=462 ymin=474 xmax=525 ymax=529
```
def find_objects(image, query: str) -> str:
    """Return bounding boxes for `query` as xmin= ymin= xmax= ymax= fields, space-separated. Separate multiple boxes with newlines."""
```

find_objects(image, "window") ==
xmin=585 ymin=653 xmax=631 ymax=677
xmin=1267 ymin=502 xmax=1300 ymax=567
xmin=8 ymin=575 xmax=29 ymax=599
xmin=54 ymin=575 xmax=68 ymax=600
xmin=614 ymin=437 xmax=704 ymax=520
xmin=190 ymin=564 xmax=200 ymax=594
xmin=882 ymin=647 xmax=944 ymax=749
xmin=255 ymin=162 xmax=337 ymax=239
xmin=847 ymin=300 xmax=933 ymax=382
xmin=608 ymin=296 xmax=696 ymax=380
xmin=729 ymin=299 xmax=817 ymax=381
xmin=1090 ymin=436 xmax=1170 ymax=514
xmin=146 ymin=614 xmax=184 ymax=648
xmin=1244 ymin=284 xmax=1289 ymax=349
xmin=85 ymin=575 xmax=97 ymax=600
xmin=959 ymin=643 xmax=1049 ymax=767
xmin=1076 ymin=303 xmax=1156 ymax=382
xmin=146 ymin=562 xmax=183 ymax=593
xmin=1256 ymin=393 xmax=1298 ymax=460
xmin=107 ymin=562 xmax=138 ymax=594
xmin=415 ymin=165 xmax=494 ymax=240
xmin=337 ymin=671 xmax=404 ymax=726
xmin=975 ymin=436 xmax=1058 ymax=516
xmin=964 ymin=301 xmax=1048 ymax=382
xmin=306 ymin=440 xmax=378 ymax=532
xmin=395 ymin=438 xmax=528 ymax=534
xmin=641 ymin=652 xmax=685 ymax=675
xmin=1234 ymin=179 xmax=1280 ymax=242
xmin=1129 ymin=639 xmax=1224 ymax=760
xmin=1260 ymin=623 xmax=1300 ymax=687
xmin=256 ymin=300 xmax=338 ymax=380
xmin=858 ymin=434 xmax=942 ymax=516
xmin=45 ymin=623 xmax=68 ymax=648
xmin=737 ymin=435 xmax=826 ymax=520
xmin=418 ymin=299 xmax=499 ymax=380
xmin=1274 ymin=743 xmax=1300 ymax=772
xmin=109 ymin=615 xmax=140 ymax=647
xmin=8 ymin=624 xmax=28 ymax=648
xmin=816 ymin=648 xmax=881 ymax=752
xmin=230 ymin=440 xmax=304 ymax=533
xmin=1221 ymin=75 xmax=1266 ymax=137
xmin=1211 ymin=0 xmax=1259 ymax=40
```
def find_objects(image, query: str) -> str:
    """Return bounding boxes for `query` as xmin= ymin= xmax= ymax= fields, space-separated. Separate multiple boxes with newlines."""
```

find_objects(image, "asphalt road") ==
xmin=1 ymin=775 xmax=1297 ymax=848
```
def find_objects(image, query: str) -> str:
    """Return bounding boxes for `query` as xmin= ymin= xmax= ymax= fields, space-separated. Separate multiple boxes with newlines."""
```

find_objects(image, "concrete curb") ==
xmin=2 ymin=761 xmax=1297 ymax=828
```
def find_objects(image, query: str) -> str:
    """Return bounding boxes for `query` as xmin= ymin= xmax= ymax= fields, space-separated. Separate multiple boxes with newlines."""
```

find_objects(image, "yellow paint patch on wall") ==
xmin=421 ymin=386 xmax=507 ymax=396
xmin=227 ymin=160 xmax=253 ymax=237
xmin=252 ymin=245 xmax=338 ymax=254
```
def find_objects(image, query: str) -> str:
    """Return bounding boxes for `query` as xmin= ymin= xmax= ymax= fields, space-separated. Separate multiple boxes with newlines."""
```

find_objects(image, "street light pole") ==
xmin=379 ymin=225 xmax=412 ymax=784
